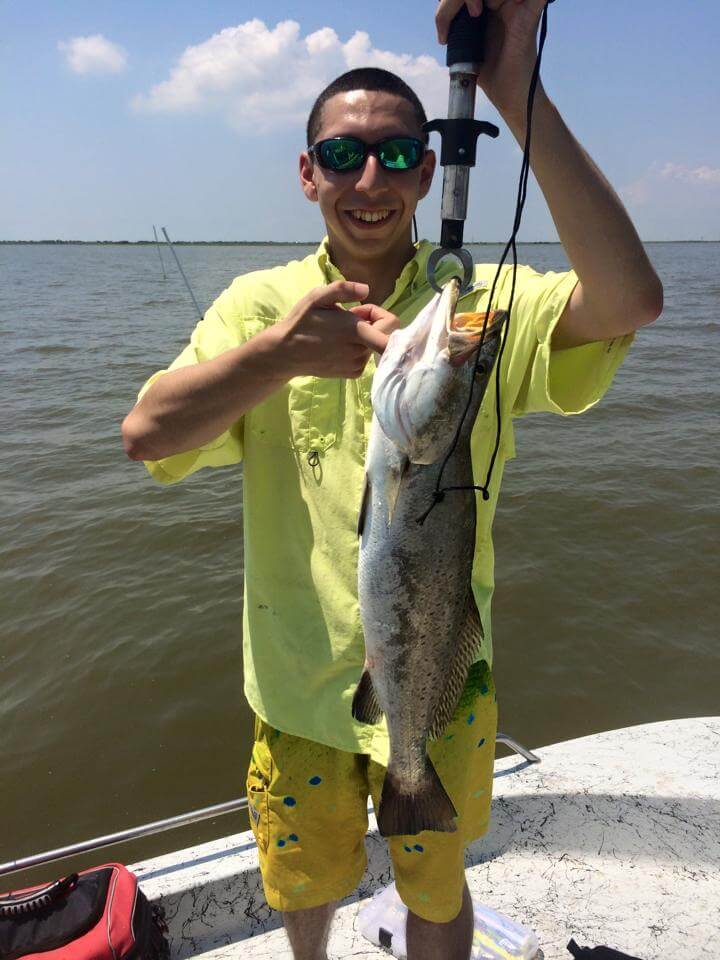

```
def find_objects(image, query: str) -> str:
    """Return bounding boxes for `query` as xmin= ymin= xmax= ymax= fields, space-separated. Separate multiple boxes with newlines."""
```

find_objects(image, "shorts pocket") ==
xmin=246 ymin=733 xmax=272 ymax=854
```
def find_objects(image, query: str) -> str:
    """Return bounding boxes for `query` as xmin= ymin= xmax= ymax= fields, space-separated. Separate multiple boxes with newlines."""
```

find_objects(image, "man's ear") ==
xmin=299 ymin=152 xmax=318 ymax=203
xmin=418 ymin=148 xmax=436 ymax=201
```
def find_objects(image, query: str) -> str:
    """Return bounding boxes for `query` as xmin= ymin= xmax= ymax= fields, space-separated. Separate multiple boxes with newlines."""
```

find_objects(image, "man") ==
xmin=122 ymin=2 xmax=662 ymax=957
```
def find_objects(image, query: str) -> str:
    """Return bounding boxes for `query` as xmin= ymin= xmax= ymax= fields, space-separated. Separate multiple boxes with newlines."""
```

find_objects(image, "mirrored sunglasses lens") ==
xmin=379 ymin=138 xmax=421 ymax=170
xmin=322 ymin=139 xmax=364 ymax=171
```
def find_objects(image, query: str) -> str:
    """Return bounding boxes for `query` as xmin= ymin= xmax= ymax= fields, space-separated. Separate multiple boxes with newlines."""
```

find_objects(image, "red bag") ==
xmin=0 ymin=863 xmax=169 ymax=960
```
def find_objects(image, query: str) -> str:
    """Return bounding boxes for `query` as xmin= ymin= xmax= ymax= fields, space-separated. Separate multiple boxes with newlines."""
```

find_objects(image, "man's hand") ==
xmin=435 ymin=0 xmax=548 ymax=121
xmin=278 ymin=281 xmax=400 ymax=379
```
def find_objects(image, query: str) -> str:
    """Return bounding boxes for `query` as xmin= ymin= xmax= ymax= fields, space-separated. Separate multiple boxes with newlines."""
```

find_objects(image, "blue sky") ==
xmin=1 ymin=1 xmax=718 ymax=241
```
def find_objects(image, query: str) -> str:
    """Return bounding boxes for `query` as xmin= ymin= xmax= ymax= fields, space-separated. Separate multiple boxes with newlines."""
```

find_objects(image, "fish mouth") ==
xmin=447 ymin=309 xmax=505 ymax=366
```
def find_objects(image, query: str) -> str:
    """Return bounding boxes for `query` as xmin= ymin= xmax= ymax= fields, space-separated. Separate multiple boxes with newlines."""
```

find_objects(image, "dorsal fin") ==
xmin=428 ymin=594 xmax=485 ymax=740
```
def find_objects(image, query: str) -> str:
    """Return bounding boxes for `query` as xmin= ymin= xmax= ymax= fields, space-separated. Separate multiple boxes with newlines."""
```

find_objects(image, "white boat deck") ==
xmin=131 ymin=717 xmax=720 ymax=960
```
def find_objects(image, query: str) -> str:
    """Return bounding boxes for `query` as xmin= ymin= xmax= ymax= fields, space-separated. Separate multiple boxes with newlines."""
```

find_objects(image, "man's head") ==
xmin=300 ymin=68 xmax=436 ymax=268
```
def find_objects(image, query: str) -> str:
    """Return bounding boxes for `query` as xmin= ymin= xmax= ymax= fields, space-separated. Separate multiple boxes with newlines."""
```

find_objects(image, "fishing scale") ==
xmin=424 ymin=5 xmax=499 ymax=294
xmin=418 ymin=0 xmax=556 ymax=522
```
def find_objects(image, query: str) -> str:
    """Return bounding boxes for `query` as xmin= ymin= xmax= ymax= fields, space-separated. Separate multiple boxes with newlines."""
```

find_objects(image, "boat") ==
xmin=3 ymin=717 xmax=718 ymax=959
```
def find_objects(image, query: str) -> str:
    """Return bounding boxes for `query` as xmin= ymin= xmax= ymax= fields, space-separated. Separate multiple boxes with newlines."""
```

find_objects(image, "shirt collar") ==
xmin=315 ymin=236 xmax=436 ymax=307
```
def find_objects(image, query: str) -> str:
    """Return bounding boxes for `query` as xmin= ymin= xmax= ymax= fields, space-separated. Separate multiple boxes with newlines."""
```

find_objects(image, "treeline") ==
xmin=0 ymin=239 xmax=320 ymax=246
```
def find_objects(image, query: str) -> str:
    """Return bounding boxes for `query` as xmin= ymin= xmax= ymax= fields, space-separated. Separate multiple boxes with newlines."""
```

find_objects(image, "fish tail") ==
xmin=376 ymin=756 xmax=458 ymax=838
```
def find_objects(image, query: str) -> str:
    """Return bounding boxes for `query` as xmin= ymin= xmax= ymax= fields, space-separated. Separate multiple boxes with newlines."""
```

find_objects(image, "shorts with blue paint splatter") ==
xmin=245 ymin=661 xmax=498 ymax=922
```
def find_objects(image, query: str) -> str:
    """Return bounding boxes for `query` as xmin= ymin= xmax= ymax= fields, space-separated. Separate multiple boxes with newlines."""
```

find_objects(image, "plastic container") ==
xmin=357 ymin=881 xmax=542 ymax=960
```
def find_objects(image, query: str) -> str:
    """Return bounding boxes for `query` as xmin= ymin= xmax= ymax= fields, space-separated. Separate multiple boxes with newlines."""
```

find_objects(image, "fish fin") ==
xmin=351 ymin=667 xmax=383 ymax=725
xmin=428 ymin=594 xmax=485 ymax=741
xmin=377 ymin=756 xmax=458 ymax=837
xmin=386 ymin=455 xmax=410 ymax=527
xmin=357 ymin=474 xmax=370 ymax=538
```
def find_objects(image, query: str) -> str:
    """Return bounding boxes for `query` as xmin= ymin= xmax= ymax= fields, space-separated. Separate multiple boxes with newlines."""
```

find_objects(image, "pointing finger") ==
xmin=305 ymin=280 xmax=369 ymax=310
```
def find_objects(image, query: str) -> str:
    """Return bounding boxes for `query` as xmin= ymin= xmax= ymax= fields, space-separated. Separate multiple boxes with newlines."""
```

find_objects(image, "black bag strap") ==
xmin=0 ymin=875 xmax=78 ymax=917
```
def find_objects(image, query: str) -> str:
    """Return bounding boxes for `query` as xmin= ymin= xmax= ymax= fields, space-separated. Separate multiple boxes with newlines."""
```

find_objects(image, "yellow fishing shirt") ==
xmin=139 ymin=239 xmax=633 ymax=765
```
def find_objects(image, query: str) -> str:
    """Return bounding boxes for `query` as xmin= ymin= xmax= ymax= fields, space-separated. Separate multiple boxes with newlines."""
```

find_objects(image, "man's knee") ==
xmin=282 ymin=898 xmax=338 ymax=919
xmin=407 ymin=880 xmax=472 ymax=926
xmin=282 ymin=899 xmax=338 ymax=960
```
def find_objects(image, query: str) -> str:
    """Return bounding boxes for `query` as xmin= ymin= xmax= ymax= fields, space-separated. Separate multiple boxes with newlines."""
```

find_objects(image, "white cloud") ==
xmin=658 ymin=162 xmax=720 ymax=185
xmin=59 ymin=34 xmax=127 ymax=75
xmin=621 ymin=161 xmax=720 ymax=207
xmin=131 ymin=19 xmax=464 ymax=134
xmin=620 ymin=175 xmax=653 ymax=207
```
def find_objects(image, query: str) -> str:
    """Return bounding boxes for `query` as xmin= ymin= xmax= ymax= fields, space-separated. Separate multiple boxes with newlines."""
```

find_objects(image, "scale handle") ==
xmin=446 ymin=4 xmax=487 ymax=66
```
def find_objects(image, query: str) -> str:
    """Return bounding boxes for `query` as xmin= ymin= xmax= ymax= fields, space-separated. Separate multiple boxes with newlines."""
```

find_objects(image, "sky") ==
xmin=1 ymin=1 xmax=718 ymax=242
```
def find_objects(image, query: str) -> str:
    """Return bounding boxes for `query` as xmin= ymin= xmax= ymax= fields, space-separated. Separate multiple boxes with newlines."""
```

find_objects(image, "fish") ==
xmin=354 ymin=276 xmax=506 ymax=838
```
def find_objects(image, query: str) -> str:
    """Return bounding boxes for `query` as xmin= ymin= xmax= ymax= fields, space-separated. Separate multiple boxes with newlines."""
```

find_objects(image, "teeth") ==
xmin=350 ymin=209 xmax=391 ymax=223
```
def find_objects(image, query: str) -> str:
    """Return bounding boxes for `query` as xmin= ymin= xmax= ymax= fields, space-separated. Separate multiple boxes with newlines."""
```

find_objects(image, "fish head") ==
xmin=372 ymin=277 xmax=506 ymax=464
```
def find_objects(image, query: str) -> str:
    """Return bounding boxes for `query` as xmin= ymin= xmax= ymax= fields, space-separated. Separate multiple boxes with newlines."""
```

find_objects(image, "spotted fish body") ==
xmin=355 ymin=278 xmax=505 ymax=838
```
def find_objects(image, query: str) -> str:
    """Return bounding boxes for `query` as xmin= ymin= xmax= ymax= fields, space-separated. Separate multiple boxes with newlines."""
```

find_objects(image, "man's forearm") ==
xmin=503 ymin=88 xmax=662 ymax=317
xmin=122 ymin=324 xmax=290 ymax=462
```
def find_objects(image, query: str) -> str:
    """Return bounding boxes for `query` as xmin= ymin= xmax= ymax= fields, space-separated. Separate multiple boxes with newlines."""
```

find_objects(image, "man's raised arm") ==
xmin=436 ymin=0 xmax=663 ymax=349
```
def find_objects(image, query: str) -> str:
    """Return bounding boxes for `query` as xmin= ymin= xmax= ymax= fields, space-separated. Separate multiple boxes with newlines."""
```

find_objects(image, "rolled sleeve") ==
xmin=137 ymin=298 xmax=248 ymax=485
xmin=504 ymin=267 xmax=634 ymax=417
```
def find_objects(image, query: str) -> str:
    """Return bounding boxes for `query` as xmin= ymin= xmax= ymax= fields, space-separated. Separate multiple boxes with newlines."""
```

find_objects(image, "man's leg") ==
xmin=406 ymin=880 xmax=473 ymax=960
xmin=246 ymin=718 xmax=371 ymax=958
xmin=369 ymin=664 xmax=497 ymax=960
xmin=282 ymin=900 xmax=338 ymax=960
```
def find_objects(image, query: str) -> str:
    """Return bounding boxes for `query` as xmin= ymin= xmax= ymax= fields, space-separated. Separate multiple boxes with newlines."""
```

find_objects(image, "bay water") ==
xmin=1 ymin=242 xmax=717 ymax=882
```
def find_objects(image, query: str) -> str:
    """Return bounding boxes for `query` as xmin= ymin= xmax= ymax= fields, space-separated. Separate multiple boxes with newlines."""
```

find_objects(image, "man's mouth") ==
xmin=345 ymin=208 xmax=395 ymax=226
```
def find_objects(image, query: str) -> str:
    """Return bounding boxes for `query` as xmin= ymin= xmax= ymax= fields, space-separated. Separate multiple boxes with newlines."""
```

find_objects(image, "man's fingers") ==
xmin=348 ymin=303 xmax=400 ymax=334
xmin=354 ymin=320 xmax=390 ymax=355
xmin=305 ymin=280 xmax=369 ymax=310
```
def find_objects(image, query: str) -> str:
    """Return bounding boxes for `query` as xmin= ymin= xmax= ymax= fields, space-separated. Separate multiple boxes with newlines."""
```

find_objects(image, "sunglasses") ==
xmin=308 ymin=136 xmax=427 ymax=173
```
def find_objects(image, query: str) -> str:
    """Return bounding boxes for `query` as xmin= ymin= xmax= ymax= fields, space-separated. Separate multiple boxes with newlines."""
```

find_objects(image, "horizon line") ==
xmin=2 ymin=239 xmax=717 ymax=245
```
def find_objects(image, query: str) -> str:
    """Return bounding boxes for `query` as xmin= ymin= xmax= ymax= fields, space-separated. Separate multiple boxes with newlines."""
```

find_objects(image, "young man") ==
xmin=122 ymin=3 xmax=662 ymax=957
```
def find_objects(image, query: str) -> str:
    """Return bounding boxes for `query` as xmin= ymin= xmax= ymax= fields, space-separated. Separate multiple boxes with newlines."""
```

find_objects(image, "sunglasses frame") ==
xmin=308 ymin=135 xmax=428 ymax=173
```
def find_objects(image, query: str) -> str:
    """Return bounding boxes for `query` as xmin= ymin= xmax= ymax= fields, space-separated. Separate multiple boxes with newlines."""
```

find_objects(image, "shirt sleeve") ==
xmin=498 ymin=265 xmax=635 ymax=417
xmin=137 ymin=293 xmax=249 ymax=485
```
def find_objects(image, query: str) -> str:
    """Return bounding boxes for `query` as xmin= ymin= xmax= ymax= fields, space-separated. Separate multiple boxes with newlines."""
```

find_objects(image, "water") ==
xmin=1 ymin=242 xmax=718 ymax=883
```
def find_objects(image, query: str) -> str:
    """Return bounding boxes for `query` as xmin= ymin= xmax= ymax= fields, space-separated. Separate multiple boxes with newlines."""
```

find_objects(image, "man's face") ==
xmin=299 ymin=90 xmax=435 ymax=264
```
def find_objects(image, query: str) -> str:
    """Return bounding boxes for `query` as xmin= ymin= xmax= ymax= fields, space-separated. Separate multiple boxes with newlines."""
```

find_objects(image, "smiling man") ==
xmin=300 ymin=82 xmax=435 ymax=307
xmin=122 ymin=2 xmax=662 ymax=958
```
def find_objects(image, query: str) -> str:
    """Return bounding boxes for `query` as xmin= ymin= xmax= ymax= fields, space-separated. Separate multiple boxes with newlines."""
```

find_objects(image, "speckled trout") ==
xmin=355 ymin=277 xmax=506 ymax=838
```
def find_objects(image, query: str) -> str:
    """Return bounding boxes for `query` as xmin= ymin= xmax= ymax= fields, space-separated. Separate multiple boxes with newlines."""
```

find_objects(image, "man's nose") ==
xmin=355 ymin=153 xmax=387 ymax=194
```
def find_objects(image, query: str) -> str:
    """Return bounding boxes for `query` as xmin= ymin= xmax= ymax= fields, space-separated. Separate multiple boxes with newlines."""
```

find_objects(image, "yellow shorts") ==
xmin=245 ymin=662 xmax=498 ymax=923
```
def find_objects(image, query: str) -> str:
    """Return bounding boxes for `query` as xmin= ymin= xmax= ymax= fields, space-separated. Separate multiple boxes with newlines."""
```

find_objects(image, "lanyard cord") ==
xmin=417 ymin=1 xmax=553 ymax=526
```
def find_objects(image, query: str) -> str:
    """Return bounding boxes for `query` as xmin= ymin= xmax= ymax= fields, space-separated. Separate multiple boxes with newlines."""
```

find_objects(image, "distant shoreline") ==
xmin=1 ymin=239 xmax=716 ymax=245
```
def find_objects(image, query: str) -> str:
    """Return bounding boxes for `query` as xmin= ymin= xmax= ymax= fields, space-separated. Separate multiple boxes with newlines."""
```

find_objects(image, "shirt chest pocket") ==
xmin=250 ymin=375 xmax=343 ymax=457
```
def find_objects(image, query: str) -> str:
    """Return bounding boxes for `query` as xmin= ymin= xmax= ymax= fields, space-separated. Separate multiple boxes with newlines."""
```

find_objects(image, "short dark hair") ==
xmin=306 ymin=67 xmax=427 ymax=147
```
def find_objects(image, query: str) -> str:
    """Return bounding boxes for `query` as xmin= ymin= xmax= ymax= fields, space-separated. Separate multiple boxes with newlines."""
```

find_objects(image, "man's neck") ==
xmin=327 ymin=235 xmax=418 ymax=306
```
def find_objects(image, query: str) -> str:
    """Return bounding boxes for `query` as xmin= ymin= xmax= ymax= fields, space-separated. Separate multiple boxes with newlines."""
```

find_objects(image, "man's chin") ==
xmin=333 ymin=218 xmax=409 ymax=259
